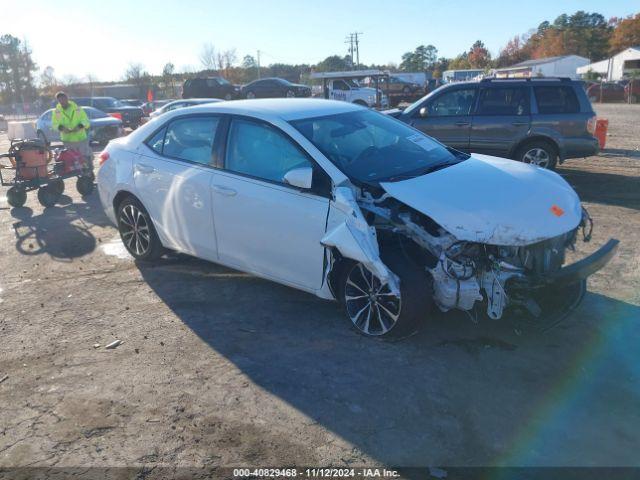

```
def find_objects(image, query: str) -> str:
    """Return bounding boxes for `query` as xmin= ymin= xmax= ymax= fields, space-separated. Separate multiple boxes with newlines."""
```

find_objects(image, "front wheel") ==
xmin=517 ymin=141 xmax=558 ymax=170
xmin=246 ymin=91 xmax=256 ymax=99
xmin=7 ymin=186 xmax=27 ymax=208
xmin=285 ymin=90 xmax=295 ymax=98
xmin=117 ymin=197 xmax=165 ymax=261
xmin=224 ymin=93 xmax=232 ymax=100
xmin=338 ymin=250 xmax=432 ymax=338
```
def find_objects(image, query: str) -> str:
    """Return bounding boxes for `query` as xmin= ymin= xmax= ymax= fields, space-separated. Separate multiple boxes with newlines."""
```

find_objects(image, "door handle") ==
xmin=135 ymin=163 xmax=155 ymax=174
xmin=212 ymin=185 xmax=237 ymax=197
xmin=455 ymin=121 xmax=470 ymax=126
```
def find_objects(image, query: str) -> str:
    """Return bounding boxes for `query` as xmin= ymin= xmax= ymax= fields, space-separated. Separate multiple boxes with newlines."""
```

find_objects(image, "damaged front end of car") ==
xmin=321 ymin=185 xmax=618 ymax=325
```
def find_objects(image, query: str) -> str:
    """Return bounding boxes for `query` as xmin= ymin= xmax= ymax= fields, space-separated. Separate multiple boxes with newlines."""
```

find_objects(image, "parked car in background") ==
xmin=585 ymin=82 xmax=626 ymax=103
xmin=378 ymin=76 xmax=423 ymax=96
xmin=97 ymin=99 xmax=616 ymax=338
xmin=241 ymin=78 xmax=311 ymax=99
xmin=392 ymin=77 xmax=599 ymax=170
xmin=182 ymin=77 xmax=240 ymax=100
xmin=149 ymin=98 xmax=222 ymax=118
xmin=73 ymin=97 xmax=144 ymax=129
xmin=142 ymin=99 xmax=174 ymax=116
xmin=120 ymin=99 xmax=144 ymax=108
xmin=36 ymin=107 xmax=123 ymax=145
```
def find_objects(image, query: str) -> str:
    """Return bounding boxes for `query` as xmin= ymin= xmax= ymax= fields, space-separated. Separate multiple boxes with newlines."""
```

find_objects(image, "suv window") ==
xmin=477 ymin=87 xmax=529 ymax=116
xmin=162 ymin=116 xmax=219 ymax=164
xmin=534 ymin=86 xmax=580 ymax=114
xmin=225 ymin=119 xmax=312 ymax=184
xmin=428 ymin=88 xmax=476 ymax=116
xmin=206 ymin=78 xmax=220 ymax=87
xmin=333 ymin=80 xmax=350 ymax=91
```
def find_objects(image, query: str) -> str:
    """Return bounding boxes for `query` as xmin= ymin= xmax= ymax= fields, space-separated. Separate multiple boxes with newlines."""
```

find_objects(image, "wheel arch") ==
xmin=510 ymin=135 xmax=560 ymax=160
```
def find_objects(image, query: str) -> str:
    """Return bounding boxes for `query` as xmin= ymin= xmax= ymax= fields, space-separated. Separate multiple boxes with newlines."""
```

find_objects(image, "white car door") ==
xmin=210 ymin=117 xmax=331 ymax=291
xmin=133 ymin=115 xmax=220 ymax=261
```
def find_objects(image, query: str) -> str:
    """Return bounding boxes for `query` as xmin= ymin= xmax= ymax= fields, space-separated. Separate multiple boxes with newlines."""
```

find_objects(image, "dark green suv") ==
xmin=394 ymin=77 xmax=599 ymax=169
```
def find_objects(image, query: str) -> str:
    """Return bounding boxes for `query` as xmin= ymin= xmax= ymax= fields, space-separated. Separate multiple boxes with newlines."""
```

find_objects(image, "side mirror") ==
xmin=419 ymin=106 xmax=428 ymax=117
xmin=283 ymin=166 xmax=313 ymax=189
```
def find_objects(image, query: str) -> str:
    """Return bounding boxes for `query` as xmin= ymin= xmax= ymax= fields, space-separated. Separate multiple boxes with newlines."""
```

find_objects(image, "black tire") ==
xmin=116 ymin=196 xmax=165 ymax=262
xmin=246 ymin=91 xmax=256 ymax=99
xmin=51 ymin=178 xmax=65 ymax=195
xmin=7 ymin=186 xmax=27 ymax=208
xmin=76 ymin=176 xmax=94 ymax=196
xmin=516 ymin=139 xmax=558 ymax=170
xmin=285 ymin=90 xmax=295 ymax=98
xmin=337 ymin=249 xmax=433 ymax=338
xmin=224 ymin=93 xmax=232 ymax=100
xmin=37 ymin=184 xmax=60 ymax=207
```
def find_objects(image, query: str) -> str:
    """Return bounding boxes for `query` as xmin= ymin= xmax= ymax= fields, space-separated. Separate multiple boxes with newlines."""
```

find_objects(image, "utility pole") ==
xmin=257 ymin=50 xmax=261 ymax=79
xmin=345 ymin=32 xmax=363 ymax=69
xmin=354 ymin=32 xmax=362 ymax=68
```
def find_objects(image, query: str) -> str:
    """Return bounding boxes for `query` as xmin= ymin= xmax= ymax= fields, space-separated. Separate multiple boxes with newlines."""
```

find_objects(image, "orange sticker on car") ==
xmin=551 ymin=205 xmax=564 ymax=217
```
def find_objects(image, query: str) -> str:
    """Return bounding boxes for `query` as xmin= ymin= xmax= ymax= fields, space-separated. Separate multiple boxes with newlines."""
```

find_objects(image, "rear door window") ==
xmin=534 ymin=86 xmax=580 ymax=114
xmin=156 ymin=116 xmax=220 ymax=165
xmin=476 ymin=87 xmax=529 ymax=116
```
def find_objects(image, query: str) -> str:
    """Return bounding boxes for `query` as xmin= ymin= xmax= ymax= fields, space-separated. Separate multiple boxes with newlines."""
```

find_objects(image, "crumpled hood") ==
xmin=380 ymin=154 xmax=582 ymax=246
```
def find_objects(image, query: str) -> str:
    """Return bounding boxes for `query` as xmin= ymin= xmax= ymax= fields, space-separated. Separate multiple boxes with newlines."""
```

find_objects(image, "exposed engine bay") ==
xmin=322 ymin=184 xmax=616 ymax=322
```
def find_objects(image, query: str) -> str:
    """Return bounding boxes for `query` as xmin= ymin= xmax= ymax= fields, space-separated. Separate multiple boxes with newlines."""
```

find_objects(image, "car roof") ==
xmin=174 ymin=98 xmax=361 ymax=121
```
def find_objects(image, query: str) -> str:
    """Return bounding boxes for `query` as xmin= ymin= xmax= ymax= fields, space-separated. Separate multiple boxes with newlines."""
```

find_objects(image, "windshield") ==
xmin=217 ymin=77 xmax=231 ymax=85
xmin=291 ymin=110 xmax=466 ymax=183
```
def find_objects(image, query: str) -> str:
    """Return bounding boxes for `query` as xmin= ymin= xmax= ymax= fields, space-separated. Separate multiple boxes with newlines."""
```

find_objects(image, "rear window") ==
xmin=534 ymin=86 xmax=580 ymax=114
xmin=477 ymin=87 xmax=529 ymax=116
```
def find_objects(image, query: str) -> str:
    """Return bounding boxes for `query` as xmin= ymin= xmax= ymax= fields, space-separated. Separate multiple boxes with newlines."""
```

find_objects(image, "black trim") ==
xmin=508 ymin=239 xmax=619 ymax=291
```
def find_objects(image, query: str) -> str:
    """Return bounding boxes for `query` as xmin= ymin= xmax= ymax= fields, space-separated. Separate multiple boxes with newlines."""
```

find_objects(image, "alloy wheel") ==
xmin=523 ymin=147 xmax=551 ymax=168
xmin=344 ymin=263 xmax=401 ymax=336
xmin=119 ymin=204 xmax=151 ymax=256
xmin=286 ymin=90 xmax=295 ymax=98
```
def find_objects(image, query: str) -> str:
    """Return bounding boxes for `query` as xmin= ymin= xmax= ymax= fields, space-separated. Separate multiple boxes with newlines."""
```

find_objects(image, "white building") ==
xmin=577 ymin=47 xmax=640 ymax=81
xmin=494 ymin=55 xmax=589 ymax=80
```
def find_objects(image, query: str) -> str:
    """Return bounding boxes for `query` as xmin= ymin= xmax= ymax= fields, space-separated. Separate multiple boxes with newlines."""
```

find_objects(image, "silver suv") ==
xmin=395 ymin=78 xmax=599 ymax=170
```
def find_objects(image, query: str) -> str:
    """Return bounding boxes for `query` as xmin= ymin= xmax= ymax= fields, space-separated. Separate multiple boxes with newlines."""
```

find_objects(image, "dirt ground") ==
xmin=0 ymin=104 xmax=639 ymax=475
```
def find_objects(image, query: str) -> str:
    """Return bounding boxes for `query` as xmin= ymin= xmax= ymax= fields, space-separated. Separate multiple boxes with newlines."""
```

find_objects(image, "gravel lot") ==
xmin=0 ymin=104 xmax=638 ymax=473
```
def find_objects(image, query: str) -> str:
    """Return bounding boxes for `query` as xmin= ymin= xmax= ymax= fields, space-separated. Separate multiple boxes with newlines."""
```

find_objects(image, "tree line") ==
xmin=1 ymin=10 xmax=638 ymax=105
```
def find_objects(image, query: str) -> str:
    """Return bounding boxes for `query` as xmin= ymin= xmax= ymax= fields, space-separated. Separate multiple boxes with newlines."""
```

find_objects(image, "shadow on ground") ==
xmin=9 ymin=192 xmax=110 ymax=259
xmin=138 ymin=255 xmax=640 ymax=466
xmin=559 ymin=167 xmax=640 ymax=210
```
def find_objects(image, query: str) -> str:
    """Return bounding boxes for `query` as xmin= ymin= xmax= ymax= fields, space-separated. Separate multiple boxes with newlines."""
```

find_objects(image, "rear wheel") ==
xmin=224 ymin=93 xmax=232 ymax=100
xmin=246 ymin=91 xmax=256 ymax=99
xmin=7 ymin=186 xmax=27 ymax=208
xmin=517 ymin=140 xmax=558 ymax=170
xmin=338 ymin=250 xmax=432 ymax=338
xmin=117 ymin=196 xmax=165 ymax=261
xmin=37 ymin=184 xmax=60 ymax=207
xmin=76 ymin=176 xmax=94 ymax=196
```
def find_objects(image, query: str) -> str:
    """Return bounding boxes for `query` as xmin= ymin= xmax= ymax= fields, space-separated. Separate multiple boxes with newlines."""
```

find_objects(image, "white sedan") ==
xmin=97 ymin=99 xmax=617 ymax=338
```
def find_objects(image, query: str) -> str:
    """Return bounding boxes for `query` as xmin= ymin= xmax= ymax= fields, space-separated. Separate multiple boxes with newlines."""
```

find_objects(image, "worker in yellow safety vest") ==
xmin=51 ymin=91 xmax=93 ymax=170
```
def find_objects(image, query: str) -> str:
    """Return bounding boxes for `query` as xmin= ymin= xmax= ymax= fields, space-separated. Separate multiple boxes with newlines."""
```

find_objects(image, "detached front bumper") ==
xmin=508 ymin=239 xmax=619 ymax=291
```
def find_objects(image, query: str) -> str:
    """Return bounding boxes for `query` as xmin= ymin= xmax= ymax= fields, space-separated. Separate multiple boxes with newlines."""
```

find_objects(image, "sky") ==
xmin=1 ymin=0 xmax=638 ymax=82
